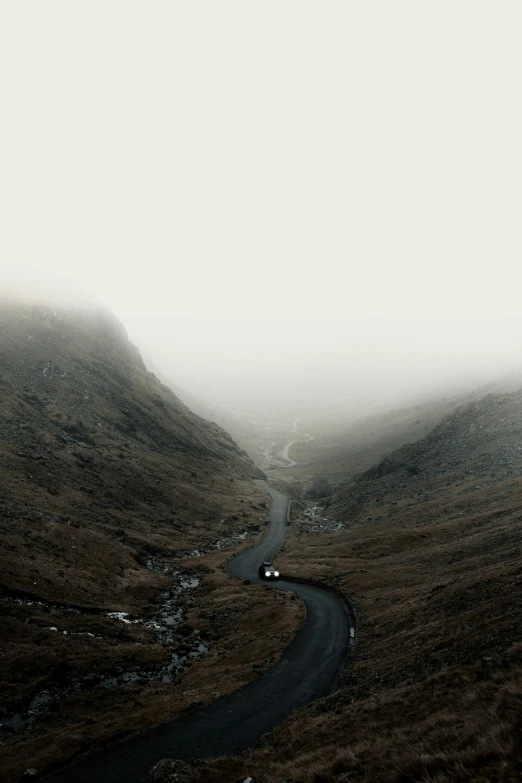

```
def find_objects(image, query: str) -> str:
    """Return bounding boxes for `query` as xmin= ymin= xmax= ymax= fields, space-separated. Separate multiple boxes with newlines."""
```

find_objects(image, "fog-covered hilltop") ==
xmin=0 ymin=296 xmax=266 ymax=780
xmin=332 ymin=387 xmax=522 ymax=518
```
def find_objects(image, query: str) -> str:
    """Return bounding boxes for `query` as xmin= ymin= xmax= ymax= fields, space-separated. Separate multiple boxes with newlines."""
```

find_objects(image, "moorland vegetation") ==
xmin=163 ymin=390 xmax=522 ymax=782
xmin=0 ymin=300 xmax=303 ymax=781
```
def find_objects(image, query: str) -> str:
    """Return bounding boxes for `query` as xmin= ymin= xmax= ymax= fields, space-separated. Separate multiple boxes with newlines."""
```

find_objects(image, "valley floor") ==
xmin=0 ymin=484 xmax=304 ymax=783
xmin=163 ymin=471 xmax=522 ymax=783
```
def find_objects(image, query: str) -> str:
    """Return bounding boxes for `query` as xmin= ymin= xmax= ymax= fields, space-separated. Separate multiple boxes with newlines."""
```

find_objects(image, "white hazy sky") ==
xmin=1 ymin=2 xmax=521 ymax=410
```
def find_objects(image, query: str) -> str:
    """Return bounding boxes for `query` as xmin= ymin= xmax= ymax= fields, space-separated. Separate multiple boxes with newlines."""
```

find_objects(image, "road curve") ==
xmin=279 ymin=441 xmax=297 ymax=467
xmin=46 ymin=481 xmax=353 ymax=783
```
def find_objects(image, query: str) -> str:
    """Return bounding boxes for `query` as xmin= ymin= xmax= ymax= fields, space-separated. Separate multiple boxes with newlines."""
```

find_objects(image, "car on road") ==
xmin=258 ymin=561 xmax=280 ymax=580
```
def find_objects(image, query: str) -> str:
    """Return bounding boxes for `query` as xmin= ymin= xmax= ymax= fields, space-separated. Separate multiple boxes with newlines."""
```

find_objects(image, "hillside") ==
xmin=331 ymin=389 xmax=522 ymax=515
xmin=285 ymin=395 xmax=467 ymax=482
xmin=0 ymin=298 xmax=279 ymax=780
xmin=282 ymin=373 xmax=522 ymax=485
xmin=177 ymin=389 xmax=522 ymax=782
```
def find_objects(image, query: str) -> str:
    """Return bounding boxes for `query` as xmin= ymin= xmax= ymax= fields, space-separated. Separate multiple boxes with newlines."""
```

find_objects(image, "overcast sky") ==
xmin=1 ymin=2 xmax=521 ymax=412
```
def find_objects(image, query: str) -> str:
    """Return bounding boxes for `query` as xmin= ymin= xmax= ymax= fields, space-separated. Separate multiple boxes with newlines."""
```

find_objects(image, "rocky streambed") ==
xmin=298 ymin=503 xmax=345 ymax=534
xmin=174 ymin=525 xmax=261 ymax=559
xmin=1 ymin=558 xmax=209 ymax=733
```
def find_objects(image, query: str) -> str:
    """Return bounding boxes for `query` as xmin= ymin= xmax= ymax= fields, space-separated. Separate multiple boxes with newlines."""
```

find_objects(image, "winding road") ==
xmin=46 ymin=481 xmax=353 ymax=783
xmin=279 ymin=441 xmax=297 ymax=467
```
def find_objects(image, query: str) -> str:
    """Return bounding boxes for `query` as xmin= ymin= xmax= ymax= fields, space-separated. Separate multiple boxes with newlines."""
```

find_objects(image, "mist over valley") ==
xmin=2 ymin=3 xmax=522 ymax=782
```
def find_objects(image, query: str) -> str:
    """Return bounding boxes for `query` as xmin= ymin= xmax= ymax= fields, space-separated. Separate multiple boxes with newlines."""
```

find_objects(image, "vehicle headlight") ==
xmin=274 ymin=571 xmax=279 ymax=577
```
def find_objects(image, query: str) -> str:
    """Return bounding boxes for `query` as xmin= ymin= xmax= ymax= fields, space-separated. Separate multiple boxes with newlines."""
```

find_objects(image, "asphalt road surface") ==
xmin=279 ymin=441 xmax=297 ymax=467
xmin=46 ymin=481 xmax=353 ymax=783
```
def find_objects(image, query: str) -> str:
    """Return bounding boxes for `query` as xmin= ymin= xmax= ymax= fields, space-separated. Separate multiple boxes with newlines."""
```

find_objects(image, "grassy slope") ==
xmin=0 ymin=300 xmax=305 ymax=781
xmin=286 ymin=381 xmax=522 ymax=483
xmin=171 ymin=391 xmax=522 ymax=783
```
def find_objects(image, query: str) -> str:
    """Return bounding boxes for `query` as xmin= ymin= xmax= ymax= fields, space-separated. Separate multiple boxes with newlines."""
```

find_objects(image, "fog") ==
xmin=1 ymin=3 xmax=521 ymax=421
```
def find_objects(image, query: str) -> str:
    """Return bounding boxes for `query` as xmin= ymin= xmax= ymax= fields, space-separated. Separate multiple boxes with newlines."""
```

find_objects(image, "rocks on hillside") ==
xmin=333 ymin=390 xmax=522 ymax=514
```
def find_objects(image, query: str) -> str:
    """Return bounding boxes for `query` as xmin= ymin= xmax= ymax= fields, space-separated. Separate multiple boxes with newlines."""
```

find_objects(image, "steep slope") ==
xmin=0 ymin=298 xmax=271 ymax=779
xmin=282 ymin=375 xmax=522 ymax=484
xmin=285 ymin=395 xmax=467 ymax=481
xmin=180 ymin=390 xmax=522 ymax=783
xmin=0 ymin=299 xmax=263 ymax=602
xmin=331 ymin=389 xmax=522 ymax=515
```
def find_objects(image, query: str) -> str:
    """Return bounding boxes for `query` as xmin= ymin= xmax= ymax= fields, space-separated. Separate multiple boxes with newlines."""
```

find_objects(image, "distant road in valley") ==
xmin=46 ymin=481 xmax=353 ymax=783
xmin=280 ymin=440 xmax=298 ymax=466
xmin=278 ymin=428 xmax=315 ymax=468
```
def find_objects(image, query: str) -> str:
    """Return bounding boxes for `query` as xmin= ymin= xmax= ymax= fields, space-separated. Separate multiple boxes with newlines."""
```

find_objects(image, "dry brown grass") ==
xmin=0 ymin=301 xmax=296 ymax=780
xmin=169 ymin=472 xmax=522 ymax=783
xmin=1 ymin=536 xmax=305 ymax=782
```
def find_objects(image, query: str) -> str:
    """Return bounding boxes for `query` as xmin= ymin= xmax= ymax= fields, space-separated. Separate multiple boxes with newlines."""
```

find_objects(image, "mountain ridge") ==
xmin=0 ymin=298 xmax=274 ymax=781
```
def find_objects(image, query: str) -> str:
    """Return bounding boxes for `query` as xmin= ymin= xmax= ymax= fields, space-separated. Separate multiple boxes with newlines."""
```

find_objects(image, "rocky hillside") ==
xmin=279 ymin=372 xmax=522 ymax=487
xmin=331 ymin=389 xmax=522 ymax=517
xmin=0 ymin=298 xmax=267 ymax=780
